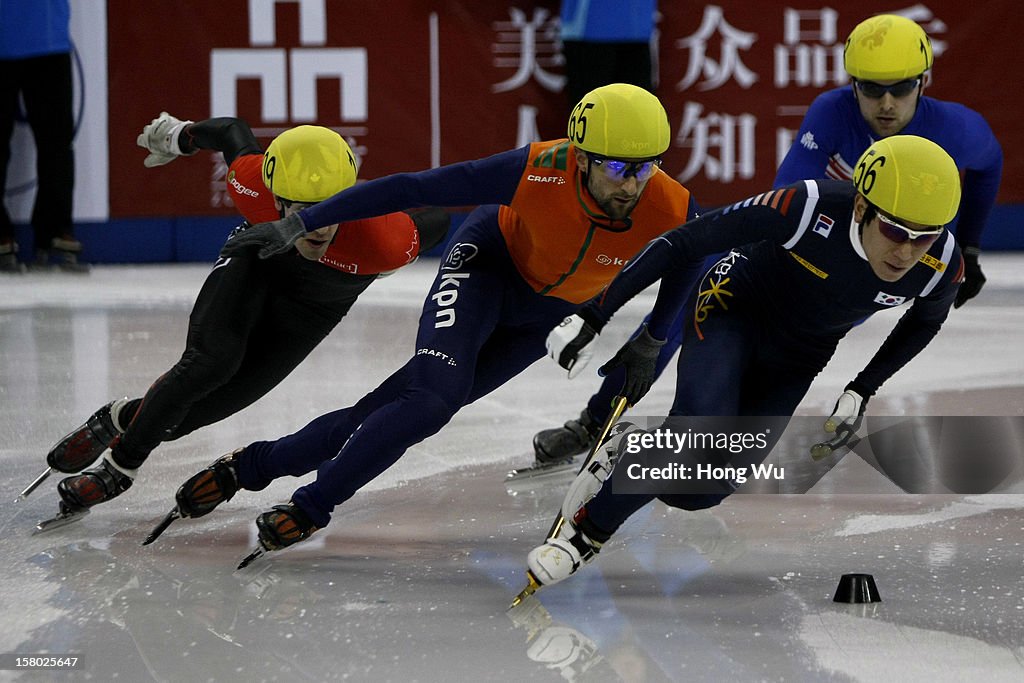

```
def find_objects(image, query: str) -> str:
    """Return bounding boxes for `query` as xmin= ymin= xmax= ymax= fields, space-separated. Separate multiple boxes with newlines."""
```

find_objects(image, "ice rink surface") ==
xmin=1 ymin=256 xmax=1023 ymax=682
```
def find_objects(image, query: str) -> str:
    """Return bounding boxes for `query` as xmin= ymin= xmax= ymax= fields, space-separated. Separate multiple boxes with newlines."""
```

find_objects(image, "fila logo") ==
xmin=812 ymin=213 xmax=834 ymax=237
xmin=874 ymin=292 xmax=907 ymax=306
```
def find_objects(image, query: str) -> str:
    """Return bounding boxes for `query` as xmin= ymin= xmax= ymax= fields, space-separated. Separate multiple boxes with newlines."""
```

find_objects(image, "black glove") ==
xmin=598 ymin=326 xmax=666 ymax=406
xmin=219 ymin=212 xmax=306 ymax=259
xmin=954 ymin=247 xmax=986 ymax=308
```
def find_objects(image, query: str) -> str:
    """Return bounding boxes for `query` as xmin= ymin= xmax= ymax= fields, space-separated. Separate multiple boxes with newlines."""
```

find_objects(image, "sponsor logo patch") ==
xmin=526 ymin=174 xmax=566 ymax=184
xmin=812 ymin=213 xmax=834 ymax=238
xmin=595 ymin=254 xmax=627 ymax=266
xmin=416 ymin=347 xmax=457 ymax=366
xmin=442 ymin=242 xmax=479 ymax=271
xmin=918 ymin=253 xmax=946 ymax=272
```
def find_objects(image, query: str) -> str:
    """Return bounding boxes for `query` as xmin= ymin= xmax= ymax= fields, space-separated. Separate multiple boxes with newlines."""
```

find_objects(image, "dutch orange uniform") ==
xmin=499 ymin=140 xmax=692 ymax=303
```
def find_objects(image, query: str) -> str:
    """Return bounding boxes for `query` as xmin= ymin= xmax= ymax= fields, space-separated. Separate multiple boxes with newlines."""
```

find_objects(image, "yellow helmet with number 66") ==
xmin=567 ymin=83 xmax=670 ymax=159
xmin=262 ymin=125 xmax=357 ymax=203
xmin=853 ymin=135 xmax=961 ymax=226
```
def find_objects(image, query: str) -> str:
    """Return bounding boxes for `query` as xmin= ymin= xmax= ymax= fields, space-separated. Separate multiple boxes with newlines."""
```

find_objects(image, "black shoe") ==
xmin=0 ymin=242 xmax=24 ymax=273
xmin=47 ymin=399 xmax=128 ymax=473
xmin=51 ymin=237 xmax=90 ymax=273
xmin=175 ymin=450 xmax=242 ymax=518
xmin=533 ymin=409 xmax=600 ymax=465
xmin=57 ymin=456 xmax=135 ymax=511
xmin=256 ymin=503 xmax=318 ymax=550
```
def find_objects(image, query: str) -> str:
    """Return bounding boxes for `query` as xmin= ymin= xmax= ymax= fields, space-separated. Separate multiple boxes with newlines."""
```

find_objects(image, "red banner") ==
xmin=107 ymin=1 xmax=1022 ymax=218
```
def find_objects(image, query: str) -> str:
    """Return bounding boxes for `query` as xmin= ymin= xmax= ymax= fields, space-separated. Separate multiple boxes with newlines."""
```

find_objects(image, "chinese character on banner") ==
xmin=675 ymin=102 xmax=756 ymax=183
xmin=675 ymin=5 xmax=758 ymax=92
xmin=491 ymin=7 xmax=565 ymax=93
xmin=774 ymin=8 xmax=845 ymax=88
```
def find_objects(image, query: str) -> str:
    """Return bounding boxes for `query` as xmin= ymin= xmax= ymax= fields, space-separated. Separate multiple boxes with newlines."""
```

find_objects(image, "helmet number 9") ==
xmin=263 ymin=154 xmax=277 ymax=187
xmin=568 ymin=102 xmax=595 ymax=145
xmin=854 ymin=154 xmax=886 ymax=196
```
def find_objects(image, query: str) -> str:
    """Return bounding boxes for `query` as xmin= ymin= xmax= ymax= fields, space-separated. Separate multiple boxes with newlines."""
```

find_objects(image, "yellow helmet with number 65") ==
xmin=567 ymin=83 xmax=670 ymax=159
xmin=853 ymin=135 xmax=961 ymax=226
xmin=262 ymin=125 xmax=357 ymax=203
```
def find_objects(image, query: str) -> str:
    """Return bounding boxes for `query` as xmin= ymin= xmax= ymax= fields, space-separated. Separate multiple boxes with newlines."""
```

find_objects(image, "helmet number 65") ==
xmin=568 ymin=102 xmax=595 ymax=145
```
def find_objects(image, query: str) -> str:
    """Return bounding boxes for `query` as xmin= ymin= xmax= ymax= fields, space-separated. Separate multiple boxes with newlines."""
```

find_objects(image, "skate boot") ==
xmin=175 ymin=450 xmax=242 ymax=518
xmin=237 ymin=502 xmax=319 ymax=569
xmin=526 ymin=507 xmax=609 ymax=588
xmin=532 ymin=408 xmax=600 ymax=465
xmin=18 ymin=398 xmax=132 ymax=503
xmin=256 ymin=503 xmax=318 ymax=550
xmin=142 ymin=450 xmax=243 ymax=545
xmin=47 ymin=398 xmax=131 ymax=474
xmin=57 ymin=453 xmax=136 ymax=511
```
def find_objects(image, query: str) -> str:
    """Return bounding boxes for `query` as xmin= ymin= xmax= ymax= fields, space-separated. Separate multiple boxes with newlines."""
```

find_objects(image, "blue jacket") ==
xmin=775 ymin=87 xmax=1003 ymax=250
xmin=560 ymin=0 xmax=655 ymax=42
xmin=0 ymin=0 xmax=70 ymax=59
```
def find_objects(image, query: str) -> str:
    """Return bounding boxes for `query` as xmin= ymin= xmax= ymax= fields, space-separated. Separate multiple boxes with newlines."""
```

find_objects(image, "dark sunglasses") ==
xmin=855 ymin=78 xmax=921 ymax=99
xmin=876 ymin=211 xmax=943 ymax=245
xmin=586 ymin=153 xmax=662 ymax=181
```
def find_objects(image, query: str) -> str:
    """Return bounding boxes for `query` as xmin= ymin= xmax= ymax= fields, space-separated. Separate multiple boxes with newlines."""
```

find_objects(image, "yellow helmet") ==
xmin=853 ymin=135 xmax=961 ymax=226
xmin=262 ymin=125 xmax=357 ymax=203
xmin=567 ymin=83 xmax=670 ymax=159
xmin=844 ymin=14 xmax=933 ymax=81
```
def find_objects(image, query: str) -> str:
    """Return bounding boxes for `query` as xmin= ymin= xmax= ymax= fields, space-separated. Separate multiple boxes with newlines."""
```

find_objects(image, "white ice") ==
xmin=0 ymin=255 xmax=1022 ymax=682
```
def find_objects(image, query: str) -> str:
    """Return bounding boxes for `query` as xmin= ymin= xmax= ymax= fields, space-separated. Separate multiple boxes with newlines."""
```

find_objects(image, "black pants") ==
xmin=112 ymin=252 xmax=377 ymax=469
xmin=0 ymin=52 xmax=75 ymax=246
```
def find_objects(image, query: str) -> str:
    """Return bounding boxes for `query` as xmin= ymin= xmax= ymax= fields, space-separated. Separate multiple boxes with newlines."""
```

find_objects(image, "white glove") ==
xmin=546 ymin=314 xmax=598 ymax=379
xmin=825 ymin=389 xmax=865 ymax=434
xmin=137 ymin=111 xmax=195 ymax=168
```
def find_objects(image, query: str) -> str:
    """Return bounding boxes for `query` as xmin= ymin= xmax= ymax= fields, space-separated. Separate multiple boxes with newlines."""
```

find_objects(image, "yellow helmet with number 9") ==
xmin=567 ymin=83 xmax=670 ymax=159
xmin=262 ymin=125 xmax=357 ymax=203
xmin=853 ymin=135 xmax=961 ymax=226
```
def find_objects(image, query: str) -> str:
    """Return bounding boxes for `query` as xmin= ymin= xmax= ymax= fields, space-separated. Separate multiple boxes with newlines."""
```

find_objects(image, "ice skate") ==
xmin=525 ymin=507 xmax=606 ymax=589
xmin=20 ymin=398 xmax=129 ymax=502
xmin=534 ymin=409 xmax=600 ymax=463
xmin=237 ymin=502 xmax=318 ymax=569
xmin=143 ymin=450 xmax=242 ymax=545
xmin=34 ymin=455 xmax=136 ymax=533
xmin=507 ymin=408 xmax=605 ymax=484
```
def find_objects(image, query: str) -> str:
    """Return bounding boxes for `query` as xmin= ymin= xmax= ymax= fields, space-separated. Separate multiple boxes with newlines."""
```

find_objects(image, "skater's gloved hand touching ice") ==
xmin=823 ymin=384 xmax=868 ymax=448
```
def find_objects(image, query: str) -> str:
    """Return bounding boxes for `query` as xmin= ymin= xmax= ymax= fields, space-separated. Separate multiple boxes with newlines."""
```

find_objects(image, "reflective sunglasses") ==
xmin=855 ymin=78 xmax=921 ymax=99
xmin=876 ymin=210 xmax=944 ymax=245
xmin=587 ymin=153 xmax=662 ymax=182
